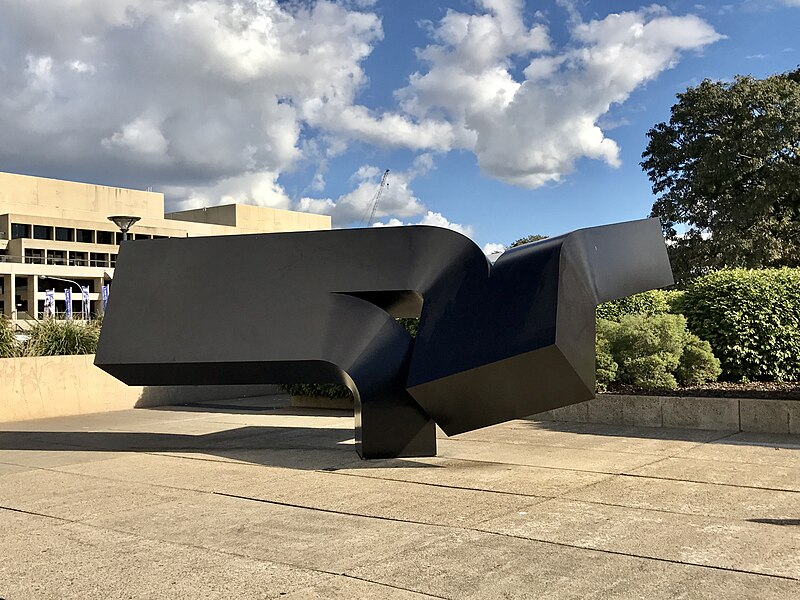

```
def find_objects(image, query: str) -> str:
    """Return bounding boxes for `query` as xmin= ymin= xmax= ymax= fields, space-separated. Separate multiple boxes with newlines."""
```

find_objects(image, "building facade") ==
xmin=0 ymin=171 xmax=331 ymax=322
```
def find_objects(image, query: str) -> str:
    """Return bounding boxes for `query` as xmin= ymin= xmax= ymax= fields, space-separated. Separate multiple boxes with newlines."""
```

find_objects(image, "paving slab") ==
xmin=56 ymin=452 xmax=541 ymax=528
xmin=81 ymin=492 xmax=448 ymax=575
xmin=0 ymin=506 xmax=68 ymax=538
xmin=671 ymin=432 xmax=800 ymax=468
xmin=0 ymin=468 xmax=188 ymax=521
xmin=455 ymin=420 xmax=729 ymax=455
xmin=160 ymin=446 xmax=367 ymax=470
xmin=2 ymin=400 xmax=799 ymax=599
xmin=563 ymin=474 xmax=800 ymax=521
xmin=332 ymin=458 xmax=611 ymax=498
xmin=437 ymin=438 xmax=664 ymax=473
xmin=0 ymin=448 xmax=127 ymax=469
xmin=0 ymin=461 xmax=31 ymax=476
xmin=480 ymin=498 xmax=800 ymax=579
xmin=0 ymin=520 xmax=433 ymax=600
xmin=347 ymin=528 xmax=800 ymax=600
xmin=628 ymin=456 xmax=800 ymax=492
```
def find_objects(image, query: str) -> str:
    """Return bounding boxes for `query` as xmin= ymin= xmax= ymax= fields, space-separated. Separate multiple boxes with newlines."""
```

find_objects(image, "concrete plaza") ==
xmin=1 ymin=395 xmax=798 ymax=599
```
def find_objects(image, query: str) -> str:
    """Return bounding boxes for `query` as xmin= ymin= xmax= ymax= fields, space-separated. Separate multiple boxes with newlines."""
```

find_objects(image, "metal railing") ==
xmin=0 ymin=254 xmax=113 ymax=268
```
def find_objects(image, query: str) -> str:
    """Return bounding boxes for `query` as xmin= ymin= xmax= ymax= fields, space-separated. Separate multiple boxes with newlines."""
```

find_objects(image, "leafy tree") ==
xmin=642 ymin=69 xmax=800 ymax=284
xmin=509 ymin=234 xmax=548 ymax=248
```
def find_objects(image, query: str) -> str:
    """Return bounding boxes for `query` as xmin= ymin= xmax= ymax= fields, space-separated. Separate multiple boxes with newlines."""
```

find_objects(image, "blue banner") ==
xmin=64 ymin=288 xmax=72 ymax=320
xmin=101 ymin=284 xmax=109 ymax=312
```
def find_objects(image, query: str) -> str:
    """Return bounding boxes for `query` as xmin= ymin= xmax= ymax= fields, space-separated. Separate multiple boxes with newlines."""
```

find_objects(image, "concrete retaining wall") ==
xmin=533 ymin=393 xmax=800 ymax=435
xmin=0 ymin=354 xmax=278 ymax=423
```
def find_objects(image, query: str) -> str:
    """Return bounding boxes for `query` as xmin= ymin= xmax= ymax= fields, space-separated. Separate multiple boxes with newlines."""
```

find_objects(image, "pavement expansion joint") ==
xmin=619 ymin=471 xmax=800 ymax=494
xmin=0 ymin=503 xmax=74 ymax=523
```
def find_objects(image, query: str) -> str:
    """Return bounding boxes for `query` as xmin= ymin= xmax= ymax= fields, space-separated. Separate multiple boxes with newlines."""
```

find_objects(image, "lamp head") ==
xmin=107 ymin=215 xmax=141 ymax=233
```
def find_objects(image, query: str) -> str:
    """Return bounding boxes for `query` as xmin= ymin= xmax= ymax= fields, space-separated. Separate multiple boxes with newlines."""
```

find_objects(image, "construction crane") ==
xmin=362 ymin=169 xmax=390 ymax=227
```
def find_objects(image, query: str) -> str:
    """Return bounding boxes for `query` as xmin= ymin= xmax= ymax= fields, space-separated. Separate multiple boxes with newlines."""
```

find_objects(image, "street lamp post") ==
xmin=107 ymin=215 xmax=141 ymax=241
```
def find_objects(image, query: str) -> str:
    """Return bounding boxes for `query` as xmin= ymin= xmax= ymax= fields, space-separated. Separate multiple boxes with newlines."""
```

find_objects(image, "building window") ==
xmin=33 ymin=225 xmax=53 ymax=240
xmin=11 ymin=223 xmax=30 ymax=239
xmin=24 ymin=249 xmax=45 ymax=265
xmin=96 ymin=231 xmax=114 ymax=244
xmin=134 ymin=234 xmax=151 ymax=240
xmin=69 ymin=251 xmax=88 ymax=267
xmin=55 ymin=227 xmax=74 ymax=242
xmin=46 ymin=250 xmax=67 ymax=266
xmin=90 ymin=253 xmax=109 ymax=267
xmin=76 ymin=229 xmax=94 ymax=243
xmin=115 ymin=232 xmax=124 ymax=245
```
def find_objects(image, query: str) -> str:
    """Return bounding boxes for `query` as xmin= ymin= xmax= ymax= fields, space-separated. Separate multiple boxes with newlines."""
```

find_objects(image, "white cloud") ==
xmin=102 ymin=114 xmax=169 ymax=160
xmin=395 ymin=3 xmax=720 ymax=187
xmin=167 ymin=171 xmax=292 ymax=211
xmin=0 ymin=0 xmax=721 ymax=207
xmin=297 ymin=159 xmax=429 ymax=227
xmin=0 ymin=0 xmax=389 ymax=206
xmin=297 ymin=152 xmax=473 ymax=235
xmin=373 ymin=211 xmax=474 ymax=238
xmin=483 ymin=242 xmax=506 ymax=255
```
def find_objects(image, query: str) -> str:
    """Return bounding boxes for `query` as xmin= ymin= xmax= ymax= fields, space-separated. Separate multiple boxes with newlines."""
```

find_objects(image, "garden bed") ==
xmin=605 ymin=382 xmax=800 ymax=401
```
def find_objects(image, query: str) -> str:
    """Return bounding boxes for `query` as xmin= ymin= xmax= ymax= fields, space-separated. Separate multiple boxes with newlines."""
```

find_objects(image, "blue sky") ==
xmin=0 ymin=0 xmax=798 ymax=251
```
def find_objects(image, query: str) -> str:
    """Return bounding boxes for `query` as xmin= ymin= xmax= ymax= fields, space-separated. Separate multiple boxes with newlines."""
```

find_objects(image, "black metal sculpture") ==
xmin=95 ymin=219 xmax=673 ymax=459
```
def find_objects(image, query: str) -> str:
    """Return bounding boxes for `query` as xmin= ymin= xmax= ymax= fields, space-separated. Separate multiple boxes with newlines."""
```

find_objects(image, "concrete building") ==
xmin=0 ymin=171 xmax=331 ymax=322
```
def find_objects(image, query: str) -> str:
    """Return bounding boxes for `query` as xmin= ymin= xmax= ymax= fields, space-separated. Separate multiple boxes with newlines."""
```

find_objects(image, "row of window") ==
xmin=22 ymin=249 xmax=117 ymax=268
xmin=9 ymin=223 xmax=169 ymax=244
xmin=0 ymin=276 xmax=101 ymax=297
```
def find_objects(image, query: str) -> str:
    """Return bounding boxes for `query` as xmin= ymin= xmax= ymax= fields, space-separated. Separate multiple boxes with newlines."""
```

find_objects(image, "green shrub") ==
xmin=597 ymin=314 xmax=720 ymax=390
xmin=680 ymin=268 xmax=800 ymax=381
xmin=280 ymin=382 xmax=353 ymax=399
xmin=279 ymin=318 xmax=418 ymax=399
xmin=596 ymin=289 xmax=682 ymax=321
xmin=25 ymin=318 xmax=101 ymax=356
xmin=676 ymin=335 xmax=722 ymax=386
xmin=0 ymin=316 xmax=20 ymax=358
xmin=595 ymin=326 xmax=618 ymax=392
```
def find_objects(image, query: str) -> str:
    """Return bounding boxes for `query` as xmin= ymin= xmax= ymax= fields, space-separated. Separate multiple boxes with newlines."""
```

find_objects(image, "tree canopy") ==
xmin=509 ymin=234 xmax=548 ymax=248
xmin=642 ymin=69 xmax=800 ymax=284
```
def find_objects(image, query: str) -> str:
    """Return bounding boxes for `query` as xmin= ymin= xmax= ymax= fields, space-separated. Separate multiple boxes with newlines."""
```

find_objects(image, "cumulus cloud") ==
xmin=396 ymin=1 xmax=721 ymax=187
xmin=166 ymin=171 xmax=292 ymax=211
xmin=373 ymin=212 xmax=474 ymax=238
xmin=297 ymin=154 xmax=434 ymax=227
xmin=0 ymin=0 xmax=721 ymax=209
xmin=482 ymin=242 xmax=506 ymax=255
xmin=0 ymin=0 xmax=389 ymax=205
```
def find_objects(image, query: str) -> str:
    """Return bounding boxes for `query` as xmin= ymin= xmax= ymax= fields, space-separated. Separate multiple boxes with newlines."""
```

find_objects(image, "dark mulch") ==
xmin=604 ymin=381 xmax=800 ymax=401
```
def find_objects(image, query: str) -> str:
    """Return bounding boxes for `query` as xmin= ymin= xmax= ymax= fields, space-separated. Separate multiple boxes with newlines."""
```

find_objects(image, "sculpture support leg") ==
xmin=355 ymin=389 xmax=436 ymax=459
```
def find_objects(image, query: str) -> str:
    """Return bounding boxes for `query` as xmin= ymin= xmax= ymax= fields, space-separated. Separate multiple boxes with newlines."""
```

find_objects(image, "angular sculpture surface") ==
xmin=95 ymin=219 xmax=673 ymax=459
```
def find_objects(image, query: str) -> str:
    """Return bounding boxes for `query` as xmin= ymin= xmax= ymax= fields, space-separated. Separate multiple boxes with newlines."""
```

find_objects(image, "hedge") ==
xmin=680 ymin=268 xmax=800 ymax=381
xmin=596 ymin=289 xmax=682 ymax=321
